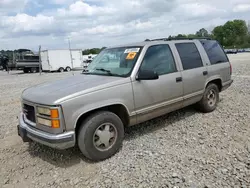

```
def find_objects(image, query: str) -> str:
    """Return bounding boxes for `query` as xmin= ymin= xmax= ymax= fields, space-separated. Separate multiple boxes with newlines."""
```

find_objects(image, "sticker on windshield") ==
xmin=126 ymin=52 xmax=137 ymax=60
xmin=124 ymin=48 xmax=140 ymax=53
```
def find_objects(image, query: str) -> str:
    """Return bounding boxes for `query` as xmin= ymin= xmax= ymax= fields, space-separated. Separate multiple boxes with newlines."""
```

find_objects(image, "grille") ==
xmin=23 ymin=104 xmax=36 ymax=123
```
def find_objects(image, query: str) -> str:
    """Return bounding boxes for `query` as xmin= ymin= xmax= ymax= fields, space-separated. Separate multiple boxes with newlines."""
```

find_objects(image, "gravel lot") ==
xmin=0 ymin=54 xmax=250 ymax=188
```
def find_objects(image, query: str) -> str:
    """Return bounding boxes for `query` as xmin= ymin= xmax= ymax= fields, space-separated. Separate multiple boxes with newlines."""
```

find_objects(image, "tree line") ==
xmin=168 ymin=19 xmax=250 ymax=49
xmin=1 ymin=19 xmax=250 ymax=61
xmin=82 ymin=47 xmax=107 ymax=55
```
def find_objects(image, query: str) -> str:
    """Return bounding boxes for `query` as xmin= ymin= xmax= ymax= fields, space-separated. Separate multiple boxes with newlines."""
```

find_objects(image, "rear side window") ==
xmin=200 ymin=40 xmax=229 ymax=64
xmin=175 ymin=43 xmax=203 ymax=70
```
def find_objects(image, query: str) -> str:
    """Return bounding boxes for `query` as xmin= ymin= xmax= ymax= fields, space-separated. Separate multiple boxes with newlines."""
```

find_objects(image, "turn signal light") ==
xmin=50 ymin=109 xmax=59 ymax=118
xmin=52 ymin=119 xmax=60 ymax=128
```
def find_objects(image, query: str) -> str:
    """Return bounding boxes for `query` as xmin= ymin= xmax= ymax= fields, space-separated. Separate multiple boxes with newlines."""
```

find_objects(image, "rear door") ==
xmin=200 ymin=40 xmax=231 ymax=83
xmin=174 ymin=42 xmax=208 ymax=107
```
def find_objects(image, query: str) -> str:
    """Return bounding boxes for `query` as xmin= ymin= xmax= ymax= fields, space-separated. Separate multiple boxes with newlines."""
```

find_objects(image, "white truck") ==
xmin=41 ymin=49 xmax=83 ymax=72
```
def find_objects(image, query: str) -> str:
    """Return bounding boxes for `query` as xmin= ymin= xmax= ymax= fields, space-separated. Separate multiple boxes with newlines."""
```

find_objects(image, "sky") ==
xmin=0 ymin=0 xmax=250 ymax=51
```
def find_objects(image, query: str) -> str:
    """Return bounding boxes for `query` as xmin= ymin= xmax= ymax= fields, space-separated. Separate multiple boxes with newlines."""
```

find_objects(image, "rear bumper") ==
xmin=17 ymin=113 xmax=75 ymax=149
xmin=221 ymin=79 xmax=233 ymax=91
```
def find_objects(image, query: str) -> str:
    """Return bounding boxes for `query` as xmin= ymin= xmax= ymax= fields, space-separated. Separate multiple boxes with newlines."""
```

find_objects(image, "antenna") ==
xmin=68 ymin=37 xmax=74 ymax=76
xmin=38 ymin=45 xmax=42 ymax=75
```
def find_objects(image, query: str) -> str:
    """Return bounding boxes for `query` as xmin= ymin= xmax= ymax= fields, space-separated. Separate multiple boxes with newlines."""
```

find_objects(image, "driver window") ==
xmin=140 ymin=44 xmax=177 ymax=76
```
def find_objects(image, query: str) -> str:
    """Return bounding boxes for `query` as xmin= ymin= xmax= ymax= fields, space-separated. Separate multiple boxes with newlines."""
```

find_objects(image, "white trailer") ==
xmin=41 ymin=49 xmax=83 ymax=72
xmin=71 ymin=50 xmax=84 ymax=70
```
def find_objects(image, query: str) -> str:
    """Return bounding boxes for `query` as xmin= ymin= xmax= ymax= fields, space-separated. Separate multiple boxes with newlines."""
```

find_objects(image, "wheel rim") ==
xmin=93 ymin=123 xmax=117 ymax=151
xmin=60 ymin=68 xmax=64 ymax=72
xmin=207 ymin=89 xmax=216 ymax=107
xmin=66 ymin=67 xmax=71 ymax=72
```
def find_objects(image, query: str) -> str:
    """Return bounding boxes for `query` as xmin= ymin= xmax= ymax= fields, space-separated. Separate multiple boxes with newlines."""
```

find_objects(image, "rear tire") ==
xmin=65 ymin=66 xmax=71 ymax=72
xmin=31 ymin=67 xmax=37 ymax=73
xmin=77 ymin=111 xmax=124 ymax=161
xmin=197 ymin=83 xmax=219 ymax=113
xmin=58 ymin=67 xmax=64 ymax=73
xmin=23 ymin=68 xmax=29 ymax=73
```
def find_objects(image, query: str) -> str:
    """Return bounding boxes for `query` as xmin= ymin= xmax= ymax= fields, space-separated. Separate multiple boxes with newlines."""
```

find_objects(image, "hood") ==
xmin=22 ymin=74 xmax=126 ymax=105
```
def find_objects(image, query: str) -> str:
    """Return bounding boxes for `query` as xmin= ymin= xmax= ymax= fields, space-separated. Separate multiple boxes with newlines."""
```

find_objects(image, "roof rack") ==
xmin=145 ymin=37 xmax=212 ymax=42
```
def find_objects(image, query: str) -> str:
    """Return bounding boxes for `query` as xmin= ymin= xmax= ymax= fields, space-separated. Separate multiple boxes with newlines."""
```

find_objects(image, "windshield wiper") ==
xmin=95 ymin=68 xmax=123 ymax=77
xmin=95 ymin=68 xmax=114 ymax=75
xmin=96 ymin=68 xmax=111 ymax=73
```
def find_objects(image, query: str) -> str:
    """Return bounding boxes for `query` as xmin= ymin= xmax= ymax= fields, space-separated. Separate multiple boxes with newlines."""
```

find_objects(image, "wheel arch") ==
xmin=205 ymin=77 xmax=222 ymax=92
xmin=75 ymin=103 xmax=130 ymax=137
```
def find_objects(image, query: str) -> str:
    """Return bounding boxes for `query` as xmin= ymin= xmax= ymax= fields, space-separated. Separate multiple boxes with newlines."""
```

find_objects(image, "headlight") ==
xmin=37 ymin=107 xmax=50 ymax=116
xmin=37 ymin=107 xmax=59 ymax=118
xmin=37 ymin=117 xmax=60 ymax=128
xmin=37 ymin=107 xmax=60 ymax=128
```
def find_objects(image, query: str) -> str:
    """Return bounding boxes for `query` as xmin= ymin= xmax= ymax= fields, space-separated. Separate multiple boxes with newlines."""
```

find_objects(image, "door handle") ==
xmin=176 ymin=77 xmax=182 ymax=82
xmin=203 ymin=71 xmax=208 ymax=76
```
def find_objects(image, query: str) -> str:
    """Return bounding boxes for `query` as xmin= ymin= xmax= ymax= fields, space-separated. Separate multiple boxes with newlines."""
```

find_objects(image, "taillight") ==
xmin=230 ymin=62 xmax=232 ymax=75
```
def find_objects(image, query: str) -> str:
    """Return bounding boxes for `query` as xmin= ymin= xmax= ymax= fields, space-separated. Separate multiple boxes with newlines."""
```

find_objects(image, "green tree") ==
xmin=195 ymin=28 xmax=209 ymax=37
xmin=212 ymin=25 xmax=225 ymax=45
xmin=212 ymin=19 xmax=249 ymax=48
xmin=176 ymin=34 xmax=187 ymax=38
xmin=187 ymin=34 xmax=196 ymax=38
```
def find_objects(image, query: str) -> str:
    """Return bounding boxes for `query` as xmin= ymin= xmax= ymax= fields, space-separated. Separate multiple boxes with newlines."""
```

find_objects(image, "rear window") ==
xmin=175 ymin=43 xmax=203 ymax=70
xmin=200 ymin=40 xmax=229 ymax=64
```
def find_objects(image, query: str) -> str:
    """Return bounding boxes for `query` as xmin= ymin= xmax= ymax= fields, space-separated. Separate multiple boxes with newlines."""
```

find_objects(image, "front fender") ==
xmin=73 ymin=99 xmax=132 ymax=129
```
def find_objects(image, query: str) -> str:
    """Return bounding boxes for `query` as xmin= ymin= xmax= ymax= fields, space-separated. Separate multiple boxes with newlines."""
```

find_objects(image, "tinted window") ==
xmin=24 ymin=55 xmax=39 ymax=60
xmin=140 ymin=44 xmax=176 ymax=75
xmin=175 ymin=43 xmax=203 ymax=70
xmin=201 ymin=40 xmax=229 ymax=64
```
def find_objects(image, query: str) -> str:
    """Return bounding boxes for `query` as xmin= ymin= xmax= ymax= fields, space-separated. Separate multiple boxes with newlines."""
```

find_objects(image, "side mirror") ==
xmin=136 ymin=69 xmax=159 ymax=80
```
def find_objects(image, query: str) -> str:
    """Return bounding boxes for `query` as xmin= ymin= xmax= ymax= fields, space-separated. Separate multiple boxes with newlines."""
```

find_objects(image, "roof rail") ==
xmin=145 ymin=37 xmax=212 ymax=42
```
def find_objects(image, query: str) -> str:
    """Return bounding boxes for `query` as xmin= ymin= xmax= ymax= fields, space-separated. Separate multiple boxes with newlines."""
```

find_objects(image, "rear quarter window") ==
xmin=200 ymin=40 xmax=229 ymax=65
xmin=175 ymin=43 xmax=203 ymax=70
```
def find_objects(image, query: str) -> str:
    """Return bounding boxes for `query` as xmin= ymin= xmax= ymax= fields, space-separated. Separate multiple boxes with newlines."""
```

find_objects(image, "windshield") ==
xmin=84 ymin=46 xmax=142 ymax=77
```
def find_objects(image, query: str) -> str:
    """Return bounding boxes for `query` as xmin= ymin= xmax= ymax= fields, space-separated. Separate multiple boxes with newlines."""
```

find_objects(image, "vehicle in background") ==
xmin=41 ymin=49 xmax=83 ymax=72
xmin=82 ymin=54 xmax=98 ymax=69
xmin=224 ymin=49 xmax=238 ymax=54
xmin=16 ymin=54 xmax=40 ymax=73
xmin=0 ymin=55 xmax=9 ymax=71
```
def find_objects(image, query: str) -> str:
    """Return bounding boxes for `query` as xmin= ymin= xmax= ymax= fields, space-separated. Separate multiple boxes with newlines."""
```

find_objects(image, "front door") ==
xmin=132 ymin=44 xmax=184 ymax=124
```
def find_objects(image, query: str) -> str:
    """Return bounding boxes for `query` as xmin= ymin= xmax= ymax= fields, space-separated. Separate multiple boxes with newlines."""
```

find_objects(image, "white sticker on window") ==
xmin=124 ymin=48 xmax=140 ymax=53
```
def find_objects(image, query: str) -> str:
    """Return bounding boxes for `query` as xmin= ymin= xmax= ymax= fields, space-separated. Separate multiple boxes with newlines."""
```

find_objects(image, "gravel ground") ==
xmin=0 ymin=54 xmax=250 ymax=188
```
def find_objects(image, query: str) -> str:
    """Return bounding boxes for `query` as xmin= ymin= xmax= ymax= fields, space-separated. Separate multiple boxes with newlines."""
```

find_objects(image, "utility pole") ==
xmin=68 ymin=37 xmax=74 ymax=76
xmin=39 ymin=45 xmax=42 ymax=75
xmin=248 ymin=20 xmax=250 ymax=34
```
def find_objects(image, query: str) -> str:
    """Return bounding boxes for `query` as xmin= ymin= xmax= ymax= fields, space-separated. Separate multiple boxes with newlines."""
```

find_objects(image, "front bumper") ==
xmin=17 ymin=113 xmax=75 ymax=149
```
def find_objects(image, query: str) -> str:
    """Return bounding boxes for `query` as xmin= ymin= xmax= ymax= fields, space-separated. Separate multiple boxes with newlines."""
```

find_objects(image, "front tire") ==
xmin=77 ymin=111 xmax=124 ymax=161
xmin=197 ymin=83 xmax=219 ymax=113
